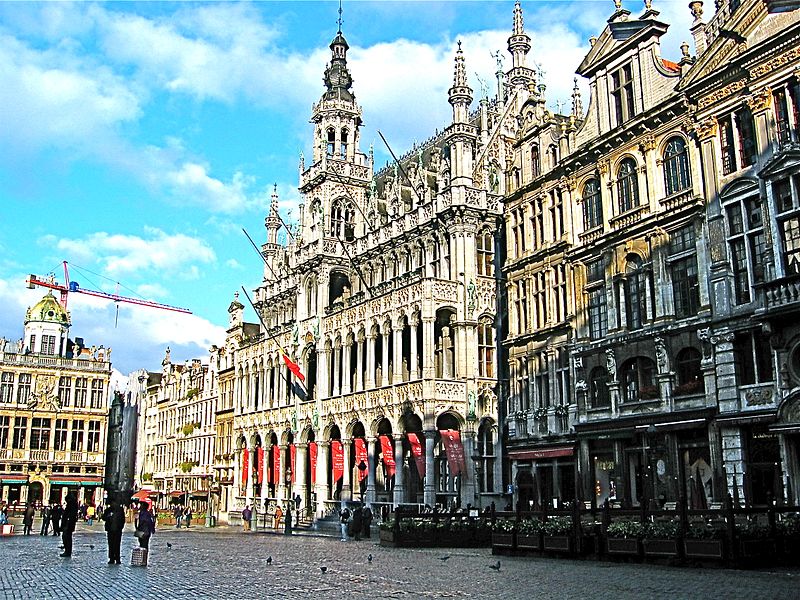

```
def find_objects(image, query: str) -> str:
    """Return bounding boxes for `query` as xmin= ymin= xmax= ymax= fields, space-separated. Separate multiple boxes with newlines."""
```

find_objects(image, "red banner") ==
xmin=290 ymin=444 xmax=296 ymax=483
xmin=440 ymin=429 xmax=466 ymax=476
xmin=272 ymin=445 xmax=280 ymax=486
xmin=332 ymin=440 xmax=344 ymax=483
xmin=407 ymin=433 xmax=425 ymax=479
xmin=380 ymin=435 xmax=396 ymax=477
xmin=241 ymin=448 xmax=249 ymax=487
xmin=354 ymin=438 xmax=368 ymax=480
xmin=309 ymin=442 xmax=317 ymax=485
xmin=256 ymin=447 xmax=264 ymax=485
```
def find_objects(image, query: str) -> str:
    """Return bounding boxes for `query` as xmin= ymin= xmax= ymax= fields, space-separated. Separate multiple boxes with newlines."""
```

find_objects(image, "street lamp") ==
xmin=357 ymin=460 xmax=367 ymax=503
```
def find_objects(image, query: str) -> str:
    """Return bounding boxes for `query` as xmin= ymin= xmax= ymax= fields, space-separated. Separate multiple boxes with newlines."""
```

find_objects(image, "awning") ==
xmin=170 ymin=490 xmax=187 ymax=497
xmin=132 ymin=489 xmax=159 ymax=501
xmin=1 ymin=477 xmax=29 ymax=484
xmin=190 ymin=490 xmax=208 ymax=499
xmin=49 ymin=476 xmax=103 ymax=486
xmin=508 ymin=446 xmax=575 ymax=461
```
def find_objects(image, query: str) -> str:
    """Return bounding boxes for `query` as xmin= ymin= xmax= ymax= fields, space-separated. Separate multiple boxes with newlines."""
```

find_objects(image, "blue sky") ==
xmin=0 ymin=1 xmax=692 ymax=379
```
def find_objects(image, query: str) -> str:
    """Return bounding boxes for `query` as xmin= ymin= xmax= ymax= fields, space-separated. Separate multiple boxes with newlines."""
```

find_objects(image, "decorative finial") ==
xmin=645 ymin=0 xmax=652 ymax=10
xmin=680 ymin=40 xmax=691 ymax=59
xmin=337 ymin=0 xmax=343 ymax=34
xmin=689 ymin=1 xmax=704 ymax=22
xmin=571 ymin=77 xmax=583 ymax=117
xmin=614 ymin=0 xmax=622 ymax=9
xmin=513 ymin=1 xmax=524 ymax=35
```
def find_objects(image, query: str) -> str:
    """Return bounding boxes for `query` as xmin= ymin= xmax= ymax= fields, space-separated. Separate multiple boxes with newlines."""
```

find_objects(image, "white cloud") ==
xmin=225 ymin=259 xmax=243 ymax=270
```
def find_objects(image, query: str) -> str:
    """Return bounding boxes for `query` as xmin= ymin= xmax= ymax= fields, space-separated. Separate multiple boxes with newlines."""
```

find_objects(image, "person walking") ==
xmin=60 ymin=493 xmax=79 ymax=557
xmin=102 ymin=498 xmax=125 ymax=565
xmin=339 ymin=505 xmax=350 ymax=542
xmin=284 ymin=504 xmax=292 ymax=535
xmin=274 ymin=504 xmax=283 ymax=530
xmin=86 ymin=504 xmax=96 ymax=526
xmin=184 ymin=507 xmax=192 ymax=528
xmin=351 ymin=505 xmax=363 ymax=541
xmin=22 ymin=503 xmax=35 ymax=535
xmin=294 ymin=494 xmax=302 ymax=512
xmin=50 ymin=502 xmax=62 ymax=536
xmin=39 ymin=505 xmax=51 ymax=536
xmin=134 ymin=503 xmax=156 ymax=551
xmin=241 ymin=505 xmax=252 ymax=531
xmin=174 ymin=505 xmax=183 ymax=528
xmin=362 ymin=504 xmax=373 ymax=539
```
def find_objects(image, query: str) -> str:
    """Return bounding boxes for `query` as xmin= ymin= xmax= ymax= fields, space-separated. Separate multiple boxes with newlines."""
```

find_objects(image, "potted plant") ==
xmin=542 ymin=516 xmax=574 ymax=553
xmin=777 ymin=514 xmax=800 ymax=562
xmin=642 ymin=520 xmax=681 ymax=557
xmin=516 ymin=518 xmax=543 ymax=551
xmin=379 ymin=519 xmax=396 ymax=545
xmin=491 ymin=519 xmax=516 ymax=553
xmin=606 ymin=520 xmax=644 ymax=557
xmin=736 ymin=521 xmax=775 ymax=560
xmin=683 ymin=522 xmax=726 ymax=560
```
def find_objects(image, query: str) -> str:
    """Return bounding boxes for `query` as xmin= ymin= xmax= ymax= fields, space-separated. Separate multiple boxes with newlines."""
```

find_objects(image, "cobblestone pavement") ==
xmin=1 ymin=525 xmax=799 ymax=599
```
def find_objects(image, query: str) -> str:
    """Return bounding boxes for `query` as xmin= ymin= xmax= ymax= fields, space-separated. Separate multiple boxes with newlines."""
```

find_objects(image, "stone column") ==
xmin=259 ymin=439 xmax=269 ymax=512
xmin=365 ymin=334 xmax=376 ymax=388
xmin=342 ymin=340 xmax=352 ymax=395
xmin=246 ymin=446 xmax=254 ymax=506
xmin=393 ymin=324 xmax=403 ymax=384
xmin=341 ymin=437 xmax=352 ymax=501
xmin=318 ymin=346 xmax=330 ymax=399
xmin=366 ymin=436 xmax=377 ymax=504
xmin=410 ymin=318 xmax=420 ymax=380
xmin=332 ymin=344 xmax=341 ymax=396
xmin=381 ymin=330 xmax=390 ymax=386
xmin=315 ymin=441 xmax=329 ymax=518
xmin=356 ymin=335 xmax=364 ymax=392
xmin=296 ymin=443 xmax=308 ymax=515
xmin=393 ymin=435 xmax=405 ymax=507
xmin=422 ymin=318 xmax=435 ymax=379
xmin=424 ymin=430 xmax=436 ymax=506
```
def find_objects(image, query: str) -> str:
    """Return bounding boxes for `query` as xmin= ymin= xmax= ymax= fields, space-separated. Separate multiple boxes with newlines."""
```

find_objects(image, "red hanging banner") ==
xmin=407 ymin=433 xmax=426 ymax=479
xmin=241 ymin=448 xmax=249 ymax=487
xmin=440 ymin=429 xmax=466 ymax=477
xmin=332 ymin=440 xmax=344 ymax=483
xmin=272 ymin=445 xmax=281 ymax=486
xmin=290 ymin=444 xmax=296 ymax=483
xmin=354 ymin=438 xmax=368 ymax=480
xmin=256 ymin=447 xmax=264 ymax=485
xmin=380 ymin=435 xmax=396 ymax=477
xmin=309 ymin=442 xmax=318 ymax=485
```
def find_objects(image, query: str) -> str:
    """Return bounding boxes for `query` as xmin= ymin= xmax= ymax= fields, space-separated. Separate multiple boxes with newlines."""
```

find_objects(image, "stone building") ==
xmin=0 ymin=292 xmax=111 ymax=506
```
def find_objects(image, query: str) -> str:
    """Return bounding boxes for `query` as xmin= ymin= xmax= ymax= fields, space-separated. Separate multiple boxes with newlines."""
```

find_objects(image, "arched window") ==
xmin=477 ymin=317 xmax=494 ymax=378
xmin=548 ymin=144 xmax=559 ymax=169
xmin=476 ymin=420 xmax=495 ymax=493
xmin=305 ymin=278 xmax=315 ymax=316
xmin=674 ymin=348 xmax=704 ymax=396
xmin=624 ymin=255 xmax=648 ymax=330
xmin=530 ymin=144 xmax=540 ymax=179
xmin=582 ymin=178 xmax=602 ymax=230
xmin=326 ymin=128 xmax=335 ymax=157
xmin=340 ymin=128 xmax=349 ymax=158
xmin=589 ymin=366 xmax=610 ymax=408
xmin=476 ymin=230 xmax=493 ymax=276
xmin=621 ymin=357 xmax=657 ymax=402
xmin=330 ymin=199 xmax=344 ymax=237
xmin=663 ymin=137 xmax=691 ymax=196
xmin=617 ymin=158 xmax=640 ymax=213
xmin=343 ymin=203 xmax=356 ymax=241
xmin=330 ymin=199 xmax=355 ymax=240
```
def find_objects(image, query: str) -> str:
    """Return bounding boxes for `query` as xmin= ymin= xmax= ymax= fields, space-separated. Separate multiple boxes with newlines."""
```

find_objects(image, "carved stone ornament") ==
xmin=694 ymin=118 xmax=718 ymax=140
xmin=654 ymin=337 xmax=670 ymax=374
xmin=746 ymin=88 xmax=772 ymax=113
xmin=745 ymin=388 xmax=773 ymax=407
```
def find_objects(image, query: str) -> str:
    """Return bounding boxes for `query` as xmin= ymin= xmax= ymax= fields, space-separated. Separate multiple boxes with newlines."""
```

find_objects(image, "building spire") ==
xmin=507 ymin=0 xmax=533 ymax=87
xmin=571 ymin=77 xmax=583 ymax=118
xmin=513 ymin=0 xmax=524 ymax=35
xmin=266 ymin=183 xmax=281 ymax=245
xmin=448 ymin=41 xmax=473 ymax=124
xmin=337 ymin=0 xmax=343 ymax=34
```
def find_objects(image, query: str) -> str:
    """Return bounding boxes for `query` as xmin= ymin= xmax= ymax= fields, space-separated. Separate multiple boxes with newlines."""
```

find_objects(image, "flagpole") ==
xmin=242 ymin=228 xmax=279 ymax=281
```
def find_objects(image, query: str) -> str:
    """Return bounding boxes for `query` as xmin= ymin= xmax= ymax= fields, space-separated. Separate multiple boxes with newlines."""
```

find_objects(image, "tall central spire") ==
xmin=322 ymin=2 xmax=354 ymax=102
xmin=448 ymin=40 xmax=473 ymax=125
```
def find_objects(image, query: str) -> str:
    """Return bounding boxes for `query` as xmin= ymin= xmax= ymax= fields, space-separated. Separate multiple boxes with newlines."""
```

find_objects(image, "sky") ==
xmin=0 ymin=0 xmax=694 ymax=379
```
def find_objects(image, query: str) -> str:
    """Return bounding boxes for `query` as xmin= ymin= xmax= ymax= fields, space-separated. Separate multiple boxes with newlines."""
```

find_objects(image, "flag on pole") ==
xmin=282 ymin=353 xmax=305 ymax=382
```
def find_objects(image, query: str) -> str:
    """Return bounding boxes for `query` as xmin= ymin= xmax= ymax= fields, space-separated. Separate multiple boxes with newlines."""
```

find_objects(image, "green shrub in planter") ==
xmin=735 ymin=521 xmax=771 ymax=540
xmin=645 ymin=520 xmax=680 ymax=539
xmin=685 ymin=522 xmax=726 ymax=539
xmin=518 ymin=518 xmax=543 ymax=535
xmin=777 ymin=515 xmax=800 ymax=538
xmin=541 ymin=516 xmax=572 ymax=536
xmin=607 ymin=520 xmax=647 ymax=539
xmin=492 ymin=519 xmax=517 ymax=533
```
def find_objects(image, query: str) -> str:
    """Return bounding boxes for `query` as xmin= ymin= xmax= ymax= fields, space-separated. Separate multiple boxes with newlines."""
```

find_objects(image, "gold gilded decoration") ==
xmin=697 ymin=79 xmax=746 ymax=109
xmin=750 ymin=45 xmax=800 ymax=80
xmin=694 ymin=118 xmax=718 ymax=140
xmin=746 ymin=87 xmax=772 ymax=112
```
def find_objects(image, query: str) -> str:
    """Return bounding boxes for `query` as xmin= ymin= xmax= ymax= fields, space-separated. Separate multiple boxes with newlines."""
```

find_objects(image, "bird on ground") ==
xmin=320 ymin=566 xmax=328 ymax=574
xmin=489 ymin=561 xmax=501 ymax=571
xmin=438 ymin=556 xmax=450 ymax=561
xmin=367 ymin=554 xmax=373 ymax=563
xmin=89 ymin=544 xmax=95 ymax=550
xmin=266 ymin=556 xmax=273 ymax=565
xmin=166 ymin=542 xmax=173 ymax=549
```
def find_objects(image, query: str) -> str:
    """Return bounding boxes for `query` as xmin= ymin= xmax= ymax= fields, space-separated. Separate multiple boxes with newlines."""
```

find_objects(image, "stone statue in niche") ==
xmin=654 ymin=337 xmax=669 ymax=373
xmin=605 ymin=348 xmax=616 ymax=380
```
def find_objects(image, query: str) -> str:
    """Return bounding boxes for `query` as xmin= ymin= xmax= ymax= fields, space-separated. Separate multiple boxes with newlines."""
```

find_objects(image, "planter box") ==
xmin=516 ymin=534 xmax=542 ymax=552
xmin=491 ymin=532 xmax=515 ymax=549
xmin=379 ymin=529 xmax=395 ymax=544
xmin=607 ymin=537 xmax=642 ymax=556
xmin=684 ymin=539 xmax=725 ymax=560
xmin=543 ymin=535 xmax=574 ymax=553
xmin=739 ymin=538 xmax=776 ymax=559
xmin=643 ymin=538 xmax=680 ymax=558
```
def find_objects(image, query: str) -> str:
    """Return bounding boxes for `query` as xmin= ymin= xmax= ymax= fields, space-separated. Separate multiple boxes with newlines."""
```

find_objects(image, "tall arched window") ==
xmin=674 ymin=347 xmax=704 ymax=396
xmin=476 ymin=230 xmax=494 ymax=276
xmin=330 ymin=199 xmax=355 ymax=240
xmin=340 ymin=128 xmax=349 ymax=158
xmin=582 ymin=178 xmax=602 ymax=230
xmin=330 ymin=199 xmax=344 ymax=238
xmin=476 ymin=420 xmax=495 ymax=493
xmin=326 ymin=128 xmax=335 ymax=157
xmin=477 ymin=317 xmax=494 ymax=378
xmin=663 ymin=137 xmax=691 ymax=196
xmin=621 ymin=357 xmax=657 ymax=402
xmin=531 ymin=144 xmax=540 ymax=179
xmin=589 ymin=366 xmax=610 ymax=408
xmin=624 ymin=255 xmax=648 ymax=330
xmin=617 ymin=158 xmax=640 ymax=213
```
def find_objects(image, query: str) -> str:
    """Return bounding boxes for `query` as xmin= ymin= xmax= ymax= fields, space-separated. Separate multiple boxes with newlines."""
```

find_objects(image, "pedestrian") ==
xmin=50 ymin=502 xmax=62 ymax=535
xmin=351 ymin=505 xmax=362 ymax=541
xmin=86 ymin=504 xmax=96 ymax=526
xmin=274 ymin=504 xmax=283 ymax=530
xmin=102 ymin=498 xmax=125 ymax=565
xmin=241 ymin=505 xmax=252 ymax=531
xmin=294 ymin=493 xmax=302 ymax=512
xmin=134 ymin=502 xmax=156 ymax=551
xmin=185 ymin=506 xmax=193 ymax=528
xmin=362 ymin=504 xmax=373 ymax=539
xmin=284 ymin=504 xmax=292 ymax=535
xmin=339 ymin=505 xmax=351 ymax=542
xmin=39 ymin=505 xmax=51 ymax=536
xmin=22 ymin=503 xmax=35 ymax=535
xmin=60 ymin=493 xmax=79 ymax=557
xmin=174 ymin=505 xmax=183 ymax=528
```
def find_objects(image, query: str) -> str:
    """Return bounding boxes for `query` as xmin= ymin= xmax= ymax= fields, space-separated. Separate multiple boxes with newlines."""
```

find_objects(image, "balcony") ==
xmin=757 ymin=275 xmax=800 ymax=314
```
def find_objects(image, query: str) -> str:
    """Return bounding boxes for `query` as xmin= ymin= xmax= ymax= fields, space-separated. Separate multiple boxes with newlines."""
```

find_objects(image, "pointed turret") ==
xmin=506 ymin=1 xmax=536 ymax=90
xmin=266 ymin=184 xmax=281 ymax=245
xmin=571 ymin=77 xmax=583 ymax=118
xmin=448 ymin=41 xmax=473 ymax=124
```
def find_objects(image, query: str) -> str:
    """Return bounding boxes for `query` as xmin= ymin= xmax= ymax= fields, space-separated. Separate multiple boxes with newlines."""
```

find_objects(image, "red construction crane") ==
xmin=25 ymin=261 xmax=191 ymax=314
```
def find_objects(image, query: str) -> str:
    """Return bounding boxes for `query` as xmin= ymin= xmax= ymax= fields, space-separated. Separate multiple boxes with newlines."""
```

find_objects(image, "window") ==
xmin=735 ymin=107 xmax=757 ymax=168
xmin=624 ymin=255 xmax=648 ymax=330
xmin=41 ymin=335 xmax=56 ymax=355
xmin=0 ymin=372 xmax=14 ymax=403
xmin=29 ymin=334 xmax=36 ymax=352
xmin=476 ymin=422 xmax=495 ymax=493
xmin=621 ymin=357 xmax=657 ymax=402
xmin=734 ymin=331 xmax=772 ymax=385
xmin=30 ymin=417 xmax=51 ymax=450
xmin=548 ymin=144 xmax=559 ymax=169
xmin=720 ymin=115 xmax=737 ymax=175
xmin=518 ymin=358 xmax=530 ymax=411
xmin=775 ymin=175 xmax=800 ymax=274
xmin=553 ymin=264 xmax=567 ymax=324
xmin=530 ymin=144 xmax=540 ymax=179
xmin=87 ymin=421 xmax=101 ymax=452
xmin=532 ymin=271 xmax=548 ymax=329
xmin=663 ymin=137 xmax=691 ymax=196
xmin=70 ymin=421 xmax=84 ymax=452
xmin=725 ymin=194 xmax=766 ymax=304
xmin=326 ymin=128 xmax=335 ymax=157
xmin=74 ymin=377 xmax=88 ymax=408
xmin=90 ymin=379 xmax=104 ymax=409
xmin=58 ymin=376 xmax=72 ymax=408
xmin=0 ymin=415 xmax=9 ymax=448
xmin=12 ymin=417 xmax=27 ymax=449
xmin=340 ymin=128 xmax=348 ymax=157
xmin=774 ymin=88 xmax=792 ymax=145
xmin=534 ymin=352 xmax=549 ymax=408
xmin=477 ymin=317 xmax=494 ymax=378
xmin=617 ymin=158 xmax=640 ymax=213
xmin=16 ymin=373 xmax=31 ymax=405
xmin=555 ymin=348 xmax=570 ymax=406
xmin=674 ymin=348 xmax=704 ymax=396
xmin=531 ymin=196 xmax=545 ymax=247
xmin=669 ymin=225 xmax=700 ymax=318
xmin=550 ymin=188 xmax=564 ymax=239
xmin=589 ymin=367 xmax=610 ymax=408
xmin=586 ymin=260 xmax=607 ymax=340
xmin=476 ymin=230 xmax=493 ymax=276
xmin=512 ymin=207 xmax=526 ymax=253
xmin=611 ymin=64 xmax=635 ymax=124
xmin=515 ymin=279 xmax=528 ymax=335
xmin=54 ymin=419 xmax=68 ymax=451
xmin=582 ymin=179 xmax=602 ymax=230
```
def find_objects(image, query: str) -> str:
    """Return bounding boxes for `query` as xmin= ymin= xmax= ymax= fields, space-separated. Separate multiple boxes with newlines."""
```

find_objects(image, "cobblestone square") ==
xmin=1 ymin=526 xmax=799 ymax=599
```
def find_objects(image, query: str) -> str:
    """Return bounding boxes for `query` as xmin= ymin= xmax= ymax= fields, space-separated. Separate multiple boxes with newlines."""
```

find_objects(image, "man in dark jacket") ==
xmin=50 ymin=502 xmax=62 ymax=535
xmin=102 ymin=498 xmax=126 ymax=565
xmin=39 ymin=505 xmax=51 ymax=535
xmin=60 ymin=493 xmax=79 ymax=557
xmin=22 ymin=503 xmax=35 ymax=535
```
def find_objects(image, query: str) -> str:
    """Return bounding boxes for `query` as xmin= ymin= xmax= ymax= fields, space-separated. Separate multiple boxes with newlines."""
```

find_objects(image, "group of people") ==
xmin=339 ymin=503 xmax=373 ymax=542
xmin=20 ymin=502 xmax=67 ymax=537
xmin=172 ymin=505 xmax=193 ymax=528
